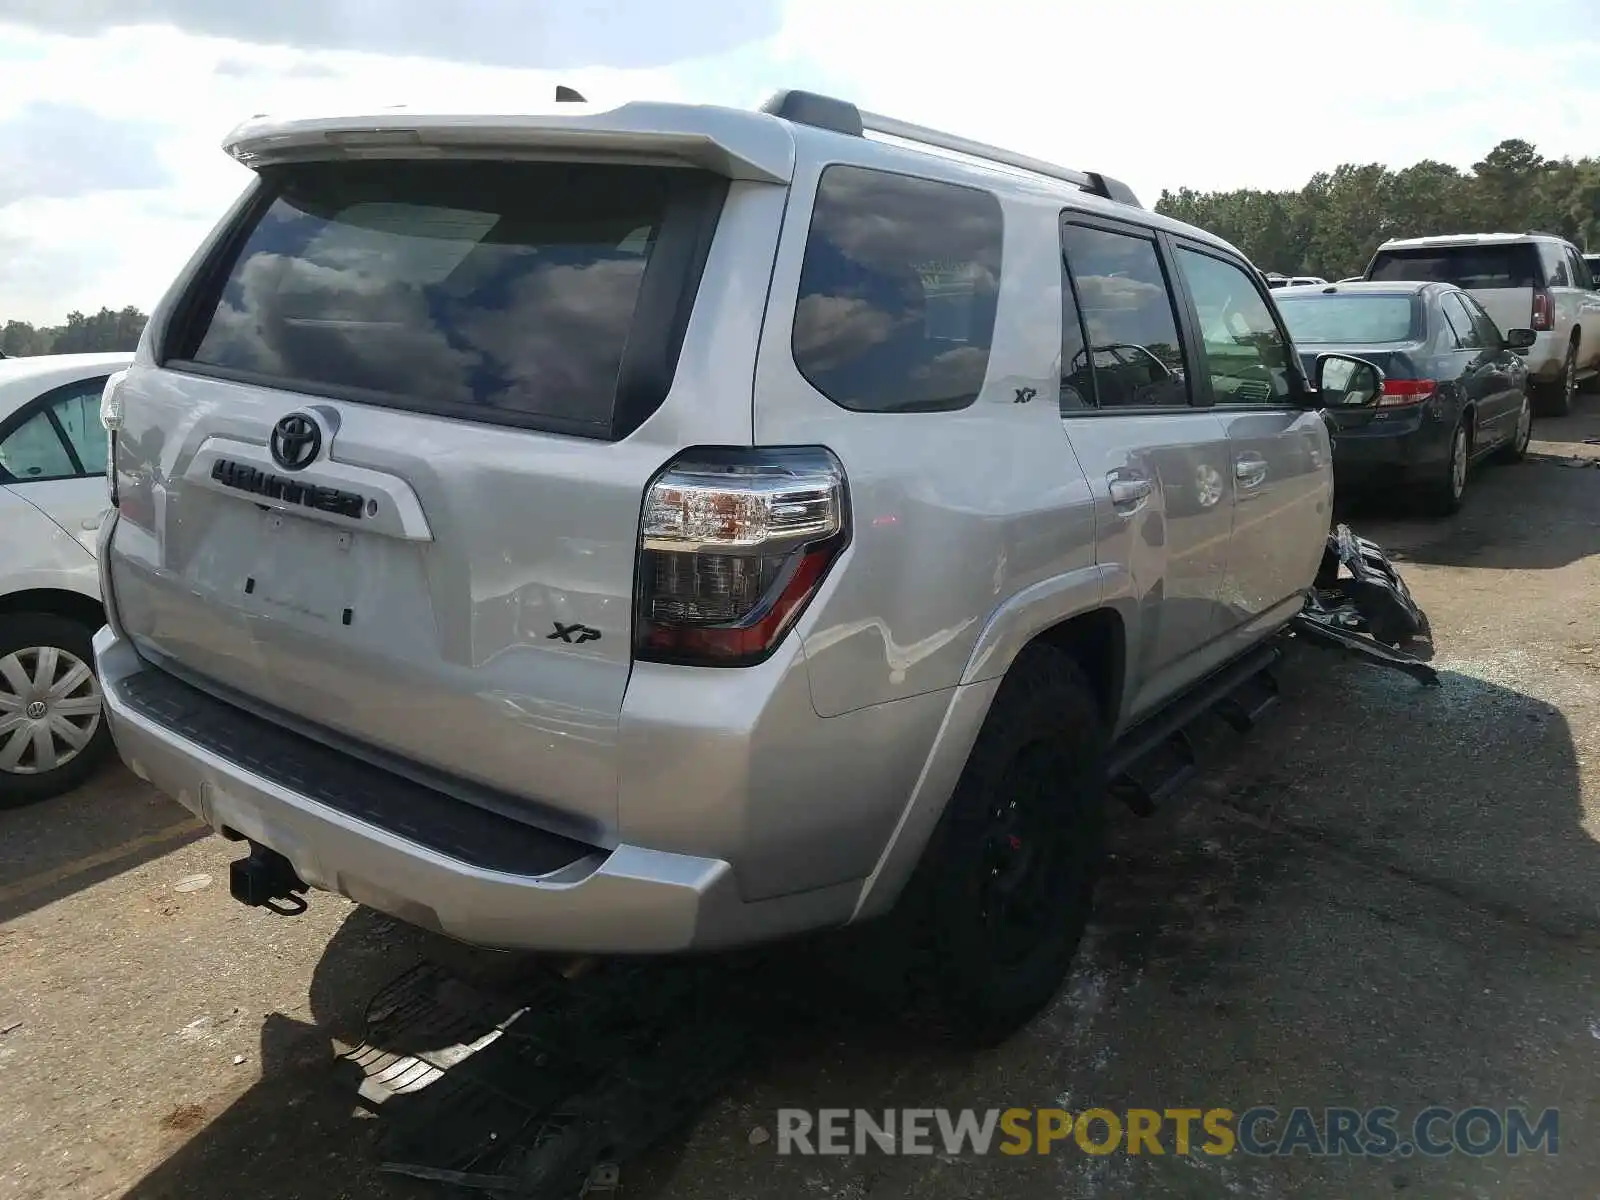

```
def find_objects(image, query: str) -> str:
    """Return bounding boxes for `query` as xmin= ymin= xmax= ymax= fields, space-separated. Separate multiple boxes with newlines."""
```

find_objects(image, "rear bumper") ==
xmin=1524 ymin=332 xmax=1566 ymax=381
xmin=95 ymin=626 xmax=796 ymax=954
xmin=1329 ymin=407 xmax=1452 ymax=488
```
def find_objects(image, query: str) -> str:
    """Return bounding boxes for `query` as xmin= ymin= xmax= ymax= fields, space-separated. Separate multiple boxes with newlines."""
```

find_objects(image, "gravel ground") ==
xmin=3 ymin=406 xmax=1600 ymax=1200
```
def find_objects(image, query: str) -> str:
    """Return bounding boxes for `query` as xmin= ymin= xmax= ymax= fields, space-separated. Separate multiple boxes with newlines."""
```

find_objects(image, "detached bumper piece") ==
xmin=360 ymin=959 xmax=763 ymax=1199
xmin=1292 ymin=523 xmax=1439 ymax=687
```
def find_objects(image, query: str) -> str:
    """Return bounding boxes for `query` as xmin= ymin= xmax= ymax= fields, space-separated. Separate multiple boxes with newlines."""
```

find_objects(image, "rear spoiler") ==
xmin=222 ymin=102 xmax=796 ymax=184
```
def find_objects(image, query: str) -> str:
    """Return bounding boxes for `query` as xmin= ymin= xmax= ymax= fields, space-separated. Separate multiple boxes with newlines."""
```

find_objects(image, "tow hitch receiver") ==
xmin=229 ymin=843 xmax=309 ymax=914
xmin=1292 ymin=523 xmax=1439 ymax=687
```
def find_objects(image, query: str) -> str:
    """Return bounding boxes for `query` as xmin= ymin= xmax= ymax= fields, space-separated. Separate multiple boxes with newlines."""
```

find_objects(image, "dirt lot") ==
xmin=4 ymin=406 xmax=1600 ymax=1200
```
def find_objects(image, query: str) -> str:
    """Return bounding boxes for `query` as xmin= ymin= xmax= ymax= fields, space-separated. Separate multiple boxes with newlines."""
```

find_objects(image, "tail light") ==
xmin=635 ymin=447 xmax=848 ymax=667
xmin=99 ymin=369 xmax=129 ymax=508
xmin=1378 ymin=379 xmax=1437 ymax=407
xmin=1532 ymin=290 xmax=1554 ymax=332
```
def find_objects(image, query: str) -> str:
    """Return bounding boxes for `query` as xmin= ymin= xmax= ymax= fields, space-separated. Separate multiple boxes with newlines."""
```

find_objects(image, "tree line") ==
xmin=1 ymin=306 xmax=149 ymax=358
xmin=3 ymin=138 xmax=1596 ymax=357
xmin=1155 ymin=139 xmax=1600 ymax=281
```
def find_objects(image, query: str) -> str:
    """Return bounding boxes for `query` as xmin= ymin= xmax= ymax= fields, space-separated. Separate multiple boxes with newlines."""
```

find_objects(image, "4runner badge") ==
xmin=549 ymin=622 xmax=602 ymax=645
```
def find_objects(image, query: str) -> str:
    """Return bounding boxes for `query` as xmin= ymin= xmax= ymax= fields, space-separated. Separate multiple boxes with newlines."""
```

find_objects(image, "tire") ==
xmin=0 ymin=613 xmax=113 ymax=808
xmin=1421 ymin=419 xmax=1469 ymax=517
xmin=1493 ymin=389 xmax=1534 ymax=463
xmin=894 ymin=645 xmax=1108 ymax=1044
xmin=1535 ymin=340 xmax=1577 ymax=417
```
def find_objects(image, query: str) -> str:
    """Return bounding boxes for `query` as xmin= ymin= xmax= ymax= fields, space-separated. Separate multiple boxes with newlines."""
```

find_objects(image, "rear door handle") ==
xmin=1107 ymin=474 xmax=1153 ymax=507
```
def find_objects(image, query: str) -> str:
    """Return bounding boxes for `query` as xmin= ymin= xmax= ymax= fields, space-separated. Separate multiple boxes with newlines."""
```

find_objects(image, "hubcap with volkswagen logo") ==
xmin=269 ymin=412 xmax=323 ymax=472
xmin=0 ymin=646 xmax=103 ymax=776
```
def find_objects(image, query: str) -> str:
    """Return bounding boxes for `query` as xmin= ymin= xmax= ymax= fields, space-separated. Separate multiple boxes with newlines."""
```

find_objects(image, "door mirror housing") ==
xmin=1313 ymin=353 xmax=1385 ymax=407
xmin=1504 ymin=327 xmax=1538 ymax=352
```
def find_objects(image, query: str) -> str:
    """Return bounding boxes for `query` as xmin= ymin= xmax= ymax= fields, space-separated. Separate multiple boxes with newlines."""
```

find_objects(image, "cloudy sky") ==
xmin=1 ymin=0 xmax=1596 ymax=325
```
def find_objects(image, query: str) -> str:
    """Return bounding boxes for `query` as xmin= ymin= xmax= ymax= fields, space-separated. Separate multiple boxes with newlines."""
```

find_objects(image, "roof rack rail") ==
xmin=759 ymin=88 xmax=1142 ymax=209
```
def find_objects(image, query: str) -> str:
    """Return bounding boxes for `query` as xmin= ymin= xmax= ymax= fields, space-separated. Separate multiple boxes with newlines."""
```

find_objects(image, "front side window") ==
xmin=174 ymin=159 xmax=713 ymax=437
xmin=1174 ymin=248 xmax=1293 ymax=406
xmin=1062 ymin=223 xmax=1190 ymax=409
xmin=792 ymin=165 xmax=1004 ymax=413
xmin=1566 ymin=248 xmax=1592 ymax=291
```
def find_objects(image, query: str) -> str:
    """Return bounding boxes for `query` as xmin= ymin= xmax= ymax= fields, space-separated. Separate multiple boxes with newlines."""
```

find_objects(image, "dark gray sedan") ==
xmin=1274 ymin=280 xmax=1535 ymax=514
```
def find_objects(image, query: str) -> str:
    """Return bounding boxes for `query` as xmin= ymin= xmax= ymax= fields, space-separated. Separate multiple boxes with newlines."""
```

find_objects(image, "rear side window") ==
xmin=1457 ymin=291 xmax=1507 ymax=348
xmin=1062 ymin=222 xmax=1191 ymax=410
xmin=170 ymin=160 xmax=725 ymax=439
xmin=1367 ymin=244 xmax=1540 ymax=290
xmin=0 ymin=376 xmax=111 ymax=482
xmin=1440 ymin=293 xmax=1486 ymax=350
xmin=1539 ymin=242 xmax=1571 ymax=287
xmin=791 ymin=166 xmax=1003 ymax=413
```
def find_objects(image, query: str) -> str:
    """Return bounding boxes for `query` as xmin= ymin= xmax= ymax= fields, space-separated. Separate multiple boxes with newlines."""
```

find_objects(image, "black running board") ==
xmin=1105 ymin=641 xmax=1283 ymax=816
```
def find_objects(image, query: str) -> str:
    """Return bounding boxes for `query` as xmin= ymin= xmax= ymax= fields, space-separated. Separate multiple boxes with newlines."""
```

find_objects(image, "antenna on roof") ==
xmin=555 ymin=86 xmax=587 ymax=103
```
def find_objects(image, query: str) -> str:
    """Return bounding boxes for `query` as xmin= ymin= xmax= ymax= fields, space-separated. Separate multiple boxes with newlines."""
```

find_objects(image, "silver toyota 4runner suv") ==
xmin=93 ymin=89 xmax=1357 ymax=1036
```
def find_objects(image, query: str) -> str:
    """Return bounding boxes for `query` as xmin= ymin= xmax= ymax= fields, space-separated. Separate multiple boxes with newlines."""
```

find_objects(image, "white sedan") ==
xmin=0 ymin=351 xmax=133 ymax=804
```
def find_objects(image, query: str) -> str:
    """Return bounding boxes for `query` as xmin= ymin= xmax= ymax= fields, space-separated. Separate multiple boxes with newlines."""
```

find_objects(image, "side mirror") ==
xmin=1314 ymin=352 xmax=1385 ymax=407
xmin=1504 ymin=327 xmax=1538 ymax=352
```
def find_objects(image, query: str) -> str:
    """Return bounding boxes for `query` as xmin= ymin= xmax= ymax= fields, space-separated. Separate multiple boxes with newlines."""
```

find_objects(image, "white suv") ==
xmin=1366 ymin=232 xmax=1600 ymax=415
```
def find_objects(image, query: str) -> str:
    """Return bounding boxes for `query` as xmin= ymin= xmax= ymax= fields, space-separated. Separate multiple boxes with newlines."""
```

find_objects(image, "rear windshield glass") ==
xmin=178 ymin=160 xmax=695 ymax=436
xmin=1367 ymin=244 xmax=1539 ymax=289
xmin=1275 ymin=294 xmax=1419 ymax=344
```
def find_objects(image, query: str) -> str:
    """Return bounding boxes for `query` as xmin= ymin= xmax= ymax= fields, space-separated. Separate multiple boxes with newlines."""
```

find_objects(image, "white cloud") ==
xmin=0 ymin=0 xmax=1597 ymax=324
xmin=0 ymin=0 xmax=783 ymax=68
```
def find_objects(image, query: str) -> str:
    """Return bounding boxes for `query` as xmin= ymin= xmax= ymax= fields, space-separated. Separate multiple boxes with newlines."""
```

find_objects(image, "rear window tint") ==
xmin=791 ymin=165 xmax=1003 ymax=413
xmin=1367 ymin=244 xmax=1539 ymax=290
xmin=176 ymin=160 xmax=707 ymax=437
xmin=1275 ymin=294 xmax=1420 ymax=344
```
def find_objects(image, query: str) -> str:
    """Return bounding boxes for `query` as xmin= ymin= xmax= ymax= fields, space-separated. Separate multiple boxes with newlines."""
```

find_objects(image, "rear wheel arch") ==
xmin=1026 ymin=606 xmax=1125 ymax=731
xmin=0 ymin=588 xmax=105 ymax=632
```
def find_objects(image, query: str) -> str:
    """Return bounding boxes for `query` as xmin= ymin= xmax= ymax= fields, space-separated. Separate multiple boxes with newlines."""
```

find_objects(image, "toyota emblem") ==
xmin=269 ymin=412 xmax=322 ymax=472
